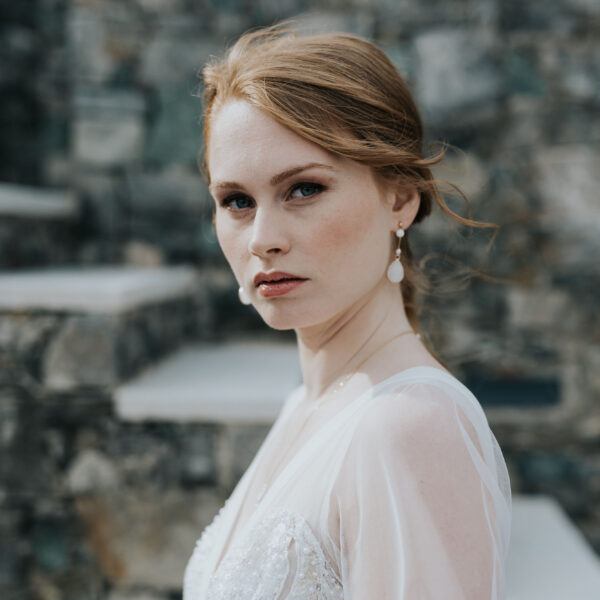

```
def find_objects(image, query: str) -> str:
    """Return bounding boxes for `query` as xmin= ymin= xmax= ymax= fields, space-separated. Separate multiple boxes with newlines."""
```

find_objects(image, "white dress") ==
xmin=183 ymin=366 xmax=512 ymax=600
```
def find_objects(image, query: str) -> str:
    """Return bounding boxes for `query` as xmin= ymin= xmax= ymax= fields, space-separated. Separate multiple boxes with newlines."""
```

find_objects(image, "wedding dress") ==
xmin=183 ymin=366 xmax=512 ymax=599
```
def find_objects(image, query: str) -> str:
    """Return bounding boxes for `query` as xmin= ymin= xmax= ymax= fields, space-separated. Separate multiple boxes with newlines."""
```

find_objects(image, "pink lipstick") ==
xmin=254 ymin=271 xmax=308 ymax=298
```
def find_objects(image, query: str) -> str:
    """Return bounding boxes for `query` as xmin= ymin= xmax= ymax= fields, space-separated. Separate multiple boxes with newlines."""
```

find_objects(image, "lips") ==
xmin=253 ymin=271 xmax=308 ymax=298
xmin=253 ymin=271 xmax=307 ymax=287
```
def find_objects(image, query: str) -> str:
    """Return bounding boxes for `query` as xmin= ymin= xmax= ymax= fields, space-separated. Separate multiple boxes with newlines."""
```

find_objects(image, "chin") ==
xmin=257 ymin=309 xmax=305 ymax=331
xmin=254 ymin=300 xmax=322 ymax=331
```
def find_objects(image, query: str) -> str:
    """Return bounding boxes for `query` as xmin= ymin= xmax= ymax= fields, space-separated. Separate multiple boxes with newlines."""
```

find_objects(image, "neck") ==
xmin=295 ymin=280 xmax=413 ymax=403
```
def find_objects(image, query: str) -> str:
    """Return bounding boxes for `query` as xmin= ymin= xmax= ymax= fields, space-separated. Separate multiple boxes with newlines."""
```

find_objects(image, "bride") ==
xmin=184 ymin=24 xmax=512 ymax=600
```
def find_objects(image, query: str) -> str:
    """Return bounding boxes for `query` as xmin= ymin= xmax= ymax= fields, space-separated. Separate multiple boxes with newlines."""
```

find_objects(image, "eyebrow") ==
xmin=210 ymin=162 xmax=336 ymax=192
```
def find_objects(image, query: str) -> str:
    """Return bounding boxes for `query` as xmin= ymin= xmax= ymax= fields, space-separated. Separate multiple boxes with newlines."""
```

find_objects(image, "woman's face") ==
xmin=207 ymin=99 xmax=398 ymax=331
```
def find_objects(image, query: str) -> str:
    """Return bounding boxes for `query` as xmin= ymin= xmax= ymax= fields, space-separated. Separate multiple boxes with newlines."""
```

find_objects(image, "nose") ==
xmin=248 ymin=206 xmax=290 ymax=257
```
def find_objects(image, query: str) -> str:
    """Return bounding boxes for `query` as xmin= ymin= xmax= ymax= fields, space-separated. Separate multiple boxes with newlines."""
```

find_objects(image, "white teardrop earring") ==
xmin=386 ymin=221 xmax=405 ymax=283
xmin=238 ymin=286 xmax=252 ymax=305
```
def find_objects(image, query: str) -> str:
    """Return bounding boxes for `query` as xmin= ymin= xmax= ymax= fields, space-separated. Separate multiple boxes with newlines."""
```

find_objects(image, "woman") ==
xmin=184 ymin=24 xmax=512 ymax=600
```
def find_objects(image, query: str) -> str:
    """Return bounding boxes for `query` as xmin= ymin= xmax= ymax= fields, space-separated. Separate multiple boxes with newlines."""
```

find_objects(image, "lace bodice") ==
xmin=186 ymin=504 xmax=343 ymax=599
xmin=183 ymin=367 xmax=512 ymax=600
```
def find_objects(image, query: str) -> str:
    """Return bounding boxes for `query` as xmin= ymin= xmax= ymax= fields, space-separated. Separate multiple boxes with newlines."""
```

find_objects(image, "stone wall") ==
xmin=1 ymin=378 xmax=268 ymax=599
xmin=0 ymin=288 xmax=233 ymax=599
xmin=1 ymin=0 xmax=599 ymax=598
xmin=0 ymin=1 xmax=68 ymax=185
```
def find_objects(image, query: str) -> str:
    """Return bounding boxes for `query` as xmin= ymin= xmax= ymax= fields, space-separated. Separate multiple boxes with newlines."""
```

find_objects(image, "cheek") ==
xmin=310 ymin=199 xmax=387 ymax=269
xmin=215 ymin=221 xmax=247 ymax=274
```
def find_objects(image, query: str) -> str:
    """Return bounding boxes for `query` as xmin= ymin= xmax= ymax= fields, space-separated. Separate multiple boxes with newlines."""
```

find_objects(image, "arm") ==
xmin=333 ymin=385 xmax=511 ymax=599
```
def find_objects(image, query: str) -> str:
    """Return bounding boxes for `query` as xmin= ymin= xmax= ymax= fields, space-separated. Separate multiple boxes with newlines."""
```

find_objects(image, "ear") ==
xmin=390 ymin=186 xmax=421 ymax=230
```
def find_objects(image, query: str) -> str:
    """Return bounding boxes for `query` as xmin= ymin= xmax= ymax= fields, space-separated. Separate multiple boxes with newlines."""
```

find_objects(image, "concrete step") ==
xmin=0 ymin=182 xmax=78 ymax=220
xmin=115 ymin=340 xmax=301 ymax=423
xmin=0 ymin=265 xmax=196 ymax=313
xmin=0 ymin=266 xmax=201 ymax=390
xmin=508 ymin=495 xmax=600 ymax=599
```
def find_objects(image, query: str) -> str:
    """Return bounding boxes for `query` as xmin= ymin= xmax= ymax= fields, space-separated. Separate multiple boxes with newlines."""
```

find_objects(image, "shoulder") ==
xmin=348 ymin=375 xmax=484 ymax=464
xmin=358 ymin=378 xmax=460 ymax=439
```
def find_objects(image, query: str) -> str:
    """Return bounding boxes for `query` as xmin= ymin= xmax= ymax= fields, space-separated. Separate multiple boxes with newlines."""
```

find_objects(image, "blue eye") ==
xmin=290 ymin=183 xmax=324 ymax=198
xmin=222 ymin=195 xmax=253 ymax=210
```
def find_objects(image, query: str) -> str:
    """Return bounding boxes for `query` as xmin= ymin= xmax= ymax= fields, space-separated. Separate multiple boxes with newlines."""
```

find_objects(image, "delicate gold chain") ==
xmin=315 ymin=329 xmax=419 ymax=409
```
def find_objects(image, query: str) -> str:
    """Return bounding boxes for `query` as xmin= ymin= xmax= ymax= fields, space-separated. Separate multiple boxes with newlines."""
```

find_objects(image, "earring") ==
xmin=387 ymin=221 xmax=405 ymax=283
xmin=238 ymin=286 xmax=252 ymax=305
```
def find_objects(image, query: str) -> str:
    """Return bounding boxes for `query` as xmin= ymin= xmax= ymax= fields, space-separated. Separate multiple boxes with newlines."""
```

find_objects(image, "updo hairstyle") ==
xmin=200 ymin=24 xmax=496 ymax=333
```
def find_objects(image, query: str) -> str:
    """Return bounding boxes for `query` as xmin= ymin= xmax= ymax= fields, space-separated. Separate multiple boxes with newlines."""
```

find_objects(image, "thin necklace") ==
xmin=254 ymin=328 xmax=418 ymax=505
xmin=316 ymin=329 xmax=419 ymax=407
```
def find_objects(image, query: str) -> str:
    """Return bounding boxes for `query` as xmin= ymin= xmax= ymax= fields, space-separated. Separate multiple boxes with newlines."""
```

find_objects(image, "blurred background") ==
xmin=1 ymin=0 xmax=599 ymax=598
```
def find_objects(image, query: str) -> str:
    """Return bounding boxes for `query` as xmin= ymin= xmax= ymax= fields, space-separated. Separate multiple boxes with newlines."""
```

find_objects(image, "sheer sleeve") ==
xmin=331 ymin=382 xmax=512 ymax=600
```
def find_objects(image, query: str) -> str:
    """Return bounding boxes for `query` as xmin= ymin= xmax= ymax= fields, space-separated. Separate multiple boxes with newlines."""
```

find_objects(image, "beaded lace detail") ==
xmin=184 ymin=497 xmax=232 ymax=599
xmin=185 ymin=505 xmax=343 ymax=599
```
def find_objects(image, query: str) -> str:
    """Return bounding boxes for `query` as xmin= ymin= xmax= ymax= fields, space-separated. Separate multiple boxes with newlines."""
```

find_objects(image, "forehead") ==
xmin=207 ymin=99 xmax=339 ymax=185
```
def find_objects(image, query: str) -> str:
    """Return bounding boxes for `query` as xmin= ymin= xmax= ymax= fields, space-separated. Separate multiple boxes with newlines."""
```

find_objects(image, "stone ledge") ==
xmin=0 ymin=182 xmax=79 ymax=219
xmin=0 ymin=266 xmax=198 ymax=314
xmin=115 ymin=341 xmax=301 ymax=424
xmin=507 ymin=495 xmax=600 ymax=599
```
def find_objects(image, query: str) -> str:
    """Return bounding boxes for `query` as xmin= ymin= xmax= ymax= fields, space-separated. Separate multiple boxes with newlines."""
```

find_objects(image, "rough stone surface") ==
xmin=215 ymin=424 xmax=271 ymax=493
xmin=44 ymin=316 xmax=118 ymax=390
xmin=67 ymin=449 xmax=120 ymax=495
xmin=0 ymin=216 xmax=83 ymax=270
xmin=67 ymin=7 xmax=114 ymax=85
xmin=534 ymin=146 xmax=600 ymax=242
xmin=73 ymin=91 xmax=146 ymax=167
xmin=507 ymin=288 xmax=572 ymax=330
xmin=143 ymin=85 xmax=202 ymax=168
xmin=0 ymin=289 xmax=203 ymax=393
xmin=107 ymin=591 xmax=165 ymax=600
xmin=0 ymin=379 xmax=222 ymax=598
xmin=74 ymin=488 xmax=222 ymax=589
xmin=415 ymin=28 xmax=502 ymax=119
xmin=140 ymin=29 xmax=213 ymax=86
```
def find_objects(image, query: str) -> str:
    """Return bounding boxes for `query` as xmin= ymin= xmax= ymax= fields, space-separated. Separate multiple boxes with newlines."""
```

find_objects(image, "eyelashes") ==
xmin=289 ymin=182 xmax=324 ymax=199
xmin=220 ymin=181 xmax=326 ymax=210
xmin=221 ymin=194 xmax=253 ymax=210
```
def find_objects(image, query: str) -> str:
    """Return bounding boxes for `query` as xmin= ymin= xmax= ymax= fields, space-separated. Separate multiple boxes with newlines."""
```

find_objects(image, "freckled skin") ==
xmin=208 ymin=100 xmax=397 ymax=332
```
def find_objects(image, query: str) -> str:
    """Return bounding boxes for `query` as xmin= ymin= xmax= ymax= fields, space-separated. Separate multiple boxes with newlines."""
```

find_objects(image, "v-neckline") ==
xmin=209 ymin=364 xmax=460 ymax=578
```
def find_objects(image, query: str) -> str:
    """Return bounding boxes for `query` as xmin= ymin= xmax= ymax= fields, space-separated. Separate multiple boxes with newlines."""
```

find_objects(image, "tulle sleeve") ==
xmin=331 ymin=381 xmax=512 ymax=600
